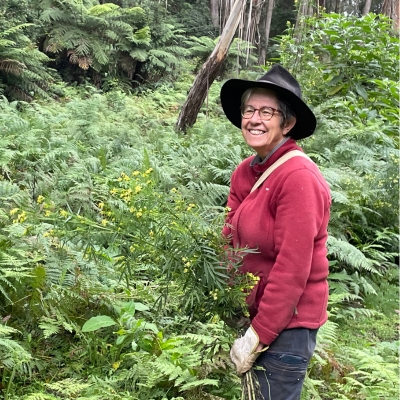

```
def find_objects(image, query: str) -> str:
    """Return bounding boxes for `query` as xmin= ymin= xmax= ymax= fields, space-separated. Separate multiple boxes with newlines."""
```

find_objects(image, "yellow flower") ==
xmin=136 ymin=211 xmax=142 ymax=218
xmin=10 ymin=208 xmax=19 ymax=216
xmin=132 ymin=171 xmax=140 ymax=176
xmin=121 ymin=172 xmax=130 ymax=181
xmin=37 ymin=195 xmax=45 ymax=204
xmin=183 ymin=268 xmax=188 ymax=273
xmin=110 ymin=188 xmax=117 ymax=195
xmin=112 ymin=361 xmax=120 ymax=370
xmin=17 ymin=211 xmax=27 ymax=223
xmin=98 ymin=202 xmax=104 ymax=209
xmin=60 ymin=210 xmax=68 ymax=217
xmin=149 ymin=230 xmax=154 ymax=237
xmin=44 ymin=210 xmax=51 ymax=217
xmin=135 ymin=185 xmax=142 ymax=194
xmin=101 ymin=219 xmax=108 ymax=226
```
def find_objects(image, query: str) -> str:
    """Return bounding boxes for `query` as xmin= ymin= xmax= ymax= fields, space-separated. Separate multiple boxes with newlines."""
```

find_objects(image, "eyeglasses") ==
xmin=241 ymin=105 xmax=282 ymax=121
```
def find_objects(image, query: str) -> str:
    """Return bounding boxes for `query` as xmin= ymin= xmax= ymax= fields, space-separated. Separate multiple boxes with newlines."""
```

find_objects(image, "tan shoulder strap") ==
xmin=250 ymin=150 xmax=312 ymax=194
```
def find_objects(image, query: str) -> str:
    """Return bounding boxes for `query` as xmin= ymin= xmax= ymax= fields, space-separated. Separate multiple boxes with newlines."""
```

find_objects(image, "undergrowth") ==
xmin=0 ymin=12 xmax=398 ymax=400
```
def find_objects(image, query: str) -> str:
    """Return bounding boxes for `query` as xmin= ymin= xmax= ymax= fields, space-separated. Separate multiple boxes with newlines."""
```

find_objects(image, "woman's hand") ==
xmin=230 ymin=326 xmax=268 ymax=374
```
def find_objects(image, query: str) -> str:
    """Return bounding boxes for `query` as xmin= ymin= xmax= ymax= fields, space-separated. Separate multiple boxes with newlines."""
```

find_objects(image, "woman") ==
xmin=220 ymin=65 xmax=331 ymax=399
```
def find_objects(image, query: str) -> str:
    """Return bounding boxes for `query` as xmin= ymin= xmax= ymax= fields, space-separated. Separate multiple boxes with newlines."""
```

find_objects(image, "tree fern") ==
xmin=0 ymin=19 xmax=54 ymax=101
xmin=38 ymin=0 xmax=151 ymax=88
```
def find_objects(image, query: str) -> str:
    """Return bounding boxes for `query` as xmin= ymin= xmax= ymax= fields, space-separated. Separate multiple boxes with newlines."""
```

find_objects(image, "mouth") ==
xmin=249 ymin=129 xmax=266 ymax=136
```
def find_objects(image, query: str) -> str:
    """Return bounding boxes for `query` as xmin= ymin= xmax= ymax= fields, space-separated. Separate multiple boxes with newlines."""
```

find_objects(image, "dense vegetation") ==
xmin=0 ymin=1 xmax=399 ymax=399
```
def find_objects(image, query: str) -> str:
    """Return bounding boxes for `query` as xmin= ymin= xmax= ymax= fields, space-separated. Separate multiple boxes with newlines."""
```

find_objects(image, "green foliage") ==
xmin=276 ymin=13 xmax=399 ymax=135
xmin=0 ymin=19 xmax=54 ymax=100
xmin=0 ymin=11 xmax=398 ymax=400
xmin=38 ymin=0 xmax=150 ymax=86
xmin=185 ymin=36 xmax=257 ymax=76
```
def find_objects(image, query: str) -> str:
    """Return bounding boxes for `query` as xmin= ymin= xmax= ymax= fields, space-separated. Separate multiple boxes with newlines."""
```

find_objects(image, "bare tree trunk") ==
xmin=176 ymin=0 xmax=246 ymax=133
xmin=257 ymin=0 xmax=268 ymax=65
xmin=294 ymin=0 xmax=310 ymax=41
xmin=382 ymin=0 xmax=400 ymax=30
xmin=210 ymin=0 xmax=220 ymax=27
xmin=258 ymin=0 xmax=275 ymax=64
xmin=334 ymin=0 xmax=339 ymax=13
xmin=264 ymin=0 xmax=274 ymax=56
xmin=362 ymin=0 xmax=372 ymax=14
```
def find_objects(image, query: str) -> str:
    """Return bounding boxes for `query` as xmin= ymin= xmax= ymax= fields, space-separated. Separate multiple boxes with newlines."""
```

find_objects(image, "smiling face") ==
xmin=241 ymin=89 xmax=296 ymax=158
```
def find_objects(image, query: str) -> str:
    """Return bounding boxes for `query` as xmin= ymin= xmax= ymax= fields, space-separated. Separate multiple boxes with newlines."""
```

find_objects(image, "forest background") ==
xmin=0 ymin=0 xmax=399 ymax=399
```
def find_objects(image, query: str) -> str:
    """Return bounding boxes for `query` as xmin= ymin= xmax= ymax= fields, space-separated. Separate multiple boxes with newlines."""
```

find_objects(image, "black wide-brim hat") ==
xmin=220 ymin=64 xmax=316 ymax=140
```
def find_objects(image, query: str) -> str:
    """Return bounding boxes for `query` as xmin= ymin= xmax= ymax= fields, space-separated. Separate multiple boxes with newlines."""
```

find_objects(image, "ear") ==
xmin=283 ymin=117 xmax=297 ymax=135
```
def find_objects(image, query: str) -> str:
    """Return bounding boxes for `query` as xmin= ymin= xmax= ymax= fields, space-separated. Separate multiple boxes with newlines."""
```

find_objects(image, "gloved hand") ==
xmin=230 ymin=325 xmax=268 ymax=374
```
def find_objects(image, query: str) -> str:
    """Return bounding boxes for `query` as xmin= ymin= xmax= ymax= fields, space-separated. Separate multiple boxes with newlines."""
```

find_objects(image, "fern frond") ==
xmin=328 ymin=236 xmax=378 ymax=273
xmin=44 ymin=378 xmax=91 ymax=397
xmin=88 ymin=3 xmax=120 ymax=16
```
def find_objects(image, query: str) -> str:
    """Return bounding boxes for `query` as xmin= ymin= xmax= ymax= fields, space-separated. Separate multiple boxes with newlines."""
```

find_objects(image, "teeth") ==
xmin=249 ymin=130 xmax=265 ymax=135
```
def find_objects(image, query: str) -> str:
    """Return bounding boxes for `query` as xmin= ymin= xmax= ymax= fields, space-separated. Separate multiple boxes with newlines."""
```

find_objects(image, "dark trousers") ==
xmin=254 ymin=328 xmax=318 ymax=400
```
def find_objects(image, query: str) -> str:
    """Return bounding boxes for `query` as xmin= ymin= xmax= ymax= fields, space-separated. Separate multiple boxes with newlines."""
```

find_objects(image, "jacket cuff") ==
xmin=251 ymin=319 xmax=279 ymax=345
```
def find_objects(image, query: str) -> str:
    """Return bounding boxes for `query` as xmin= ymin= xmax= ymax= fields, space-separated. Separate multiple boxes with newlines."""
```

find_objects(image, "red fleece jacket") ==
xmin=223 ymin=139 xmax=331 ymax=345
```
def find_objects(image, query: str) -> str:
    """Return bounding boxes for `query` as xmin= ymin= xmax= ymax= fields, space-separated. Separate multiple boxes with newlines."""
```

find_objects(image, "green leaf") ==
xmin=134 ymin=302 xmax=149 ymax=311
xmin=121 ymin=301 xmax=136 ymax=315
xmin=116 ymin=335 xmax=127 ymax=345
xmin=143 ymin=322 xmax=159 ymax=333
xmin=81 ymin=316 xmax=116 ymax=332
xmin=356 ymin=84 xmax=368 ymax=100
xmin=327 ymin=74 xmax=343 ymax=85
xmin=327 ymin=84 xmax=345 ymax=96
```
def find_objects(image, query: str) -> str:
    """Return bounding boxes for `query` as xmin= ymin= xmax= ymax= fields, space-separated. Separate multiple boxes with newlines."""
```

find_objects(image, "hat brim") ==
xmin=220 ymin=78 xmax=316 ymax=140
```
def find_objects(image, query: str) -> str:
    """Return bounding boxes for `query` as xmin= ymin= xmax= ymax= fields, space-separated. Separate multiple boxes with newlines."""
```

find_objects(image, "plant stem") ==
xmin=5 ymin=366 xmax=16 ymax=400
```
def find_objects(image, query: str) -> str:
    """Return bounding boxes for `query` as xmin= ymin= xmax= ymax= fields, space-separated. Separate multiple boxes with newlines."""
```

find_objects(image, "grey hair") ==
xmin=241 ymin=87 xmax=296 ymax=130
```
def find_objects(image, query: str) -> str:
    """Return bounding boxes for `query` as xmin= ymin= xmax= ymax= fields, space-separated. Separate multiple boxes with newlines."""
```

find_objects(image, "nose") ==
xmin=249 ymin=109 xmax=262 ymax=123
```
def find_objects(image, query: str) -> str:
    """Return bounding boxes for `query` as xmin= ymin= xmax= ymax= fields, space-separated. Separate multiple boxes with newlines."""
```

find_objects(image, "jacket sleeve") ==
xmin=251 ymin=167 xmax=330 ymax=345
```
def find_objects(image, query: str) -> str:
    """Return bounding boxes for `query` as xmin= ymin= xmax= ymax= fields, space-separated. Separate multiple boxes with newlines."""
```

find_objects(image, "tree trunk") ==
xmin=210 ymin=0 xmax=220 ymax=27
xmin=362 ymin=0 xmax=372 ymax=15
xmin=264 ymin=0 xmax=274 ymax=58
xmin=382 ymin=0 xmax=400 ymax=30
xmin=176 ymin=0 xmax=246 ymax=133
xmin=294 ymin=0 xmax=309 ymax=41
xmin=257 ymin=0 xmax=268 ymax=65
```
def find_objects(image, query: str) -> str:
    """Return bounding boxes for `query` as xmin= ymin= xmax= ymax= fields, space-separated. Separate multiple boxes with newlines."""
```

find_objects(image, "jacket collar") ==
xmin=251 ymin=138 xmax=303 ymax=173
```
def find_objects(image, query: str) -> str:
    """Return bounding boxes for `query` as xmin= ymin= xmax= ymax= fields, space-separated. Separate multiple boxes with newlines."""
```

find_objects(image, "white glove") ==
xmin=230 ymin=326 xmax=268 ymax=374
